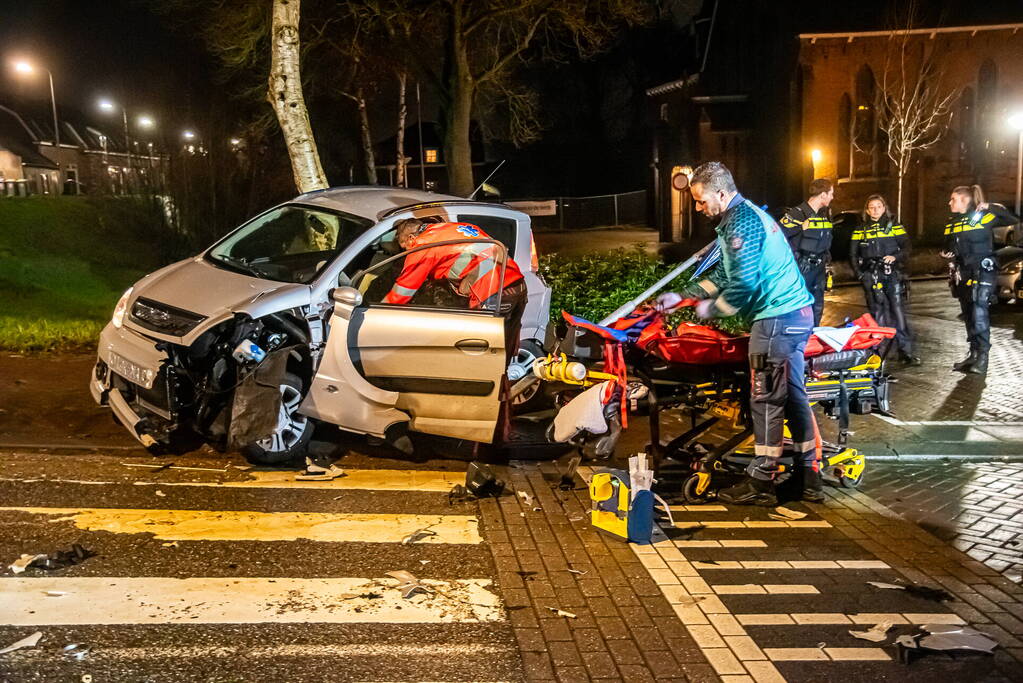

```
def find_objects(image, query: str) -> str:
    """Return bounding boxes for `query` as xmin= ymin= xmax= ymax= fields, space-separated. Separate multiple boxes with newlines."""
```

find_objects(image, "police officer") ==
xmin=850 ymin=194 xmax=920 ymax=365
xmin=659 ymin=162 xmax=820 ymax=505
xmin=941 ymin=185 xmax=1013 ymax=375
xmin=781 ymin=179 xmax=835 ymax=326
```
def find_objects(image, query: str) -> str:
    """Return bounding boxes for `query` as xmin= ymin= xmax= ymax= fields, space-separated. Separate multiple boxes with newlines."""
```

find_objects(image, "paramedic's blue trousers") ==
xmin=747 ymin=305 xmax=817 ymax=481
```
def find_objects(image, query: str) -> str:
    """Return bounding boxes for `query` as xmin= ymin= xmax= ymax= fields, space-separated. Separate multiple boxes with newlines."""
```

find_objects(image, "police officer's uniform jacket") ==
xmin=850 ymin=219 xmax=909 ymax=276
xmin=780 ymin=201 xmax=833 ymax=263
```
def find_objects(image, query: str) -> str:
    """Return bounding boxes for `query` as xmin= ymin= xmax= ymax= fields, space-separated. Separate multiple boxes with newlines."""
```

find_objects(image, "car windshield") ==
xmin=206 ymin=205 xmax=372 ymax=284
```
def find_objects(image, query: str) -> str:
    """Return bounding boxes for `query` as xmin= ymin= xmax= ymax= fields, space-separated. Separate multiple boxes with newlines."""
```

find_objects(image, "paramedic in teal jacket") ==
xmin=659 ymin=161 xmax=819 ymax=505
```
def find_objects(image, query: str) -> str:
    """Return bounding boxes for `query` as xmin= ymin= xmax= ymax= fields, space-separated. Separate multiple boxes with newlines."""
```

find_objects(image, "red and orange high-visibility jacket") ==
xmin=383 ymin=222 xmax=523 ymax=308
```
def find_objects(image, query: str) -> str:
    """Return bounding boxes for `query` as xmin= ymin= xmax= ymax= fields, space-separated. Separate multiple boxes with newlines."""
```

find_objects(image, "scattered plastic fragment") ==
xmin=567 ymin=568 xmax=588 ymax=575
xmin=866 ymin=581 xmax=952 ymax=602
xmin=419 ymin=560 xmax=431 ymax=565
xmin=0 ymin=632 xmax=42 ymax=655
xmin=401 ymin=528 xmax=438 ymax=545
xmin=8 ymin=554 xmax=46 ymax=574
xmin=161 ymin=542 xmax=179 ymax=548
xmin=44 ymin=591 xmax=67 ymax=597
xmin=155 ymin=490 xmax=166 ymax=497
xmin=385 ymin=570 xmax=432 ymax=599
xmin=546 ymin=607 xmax=577 ymax=618
xmin=769 ymin=506 xmax=807 ymax=521
xmin=568 ymin=516 xmax=584 ymax=522
xmin=897 ymin=624 xmax=999 ymax=663
xmin=26 ymin=545 xmax=97 ymax=571
xmin=517 ymin=490 xmax=535 ymax=507
xmin=63 ymin=644 xmax=90 ymax=661
xmin=849 ymin=622 xmax=893 ymax=643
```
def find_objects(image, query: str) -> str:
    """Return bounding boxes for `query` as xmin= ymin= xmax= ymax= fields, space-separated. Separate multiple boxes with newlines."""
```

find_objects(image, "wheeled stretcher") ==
xmin=541 ymin=307 xmax=895 ymax=502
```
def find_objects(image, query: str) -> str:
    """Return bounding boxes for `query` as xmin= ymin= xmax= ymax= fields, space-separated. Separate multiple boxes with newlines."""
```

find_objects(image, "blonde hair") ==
xmin=952 ymin=184 xmax=985 ymax=210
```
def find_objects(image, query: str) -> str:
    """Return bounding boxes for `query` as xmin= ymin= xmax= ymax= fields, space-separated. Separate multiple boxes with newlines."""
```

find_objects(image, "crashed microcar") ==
xmin=90 ymin=187 xmax=552 ymax=463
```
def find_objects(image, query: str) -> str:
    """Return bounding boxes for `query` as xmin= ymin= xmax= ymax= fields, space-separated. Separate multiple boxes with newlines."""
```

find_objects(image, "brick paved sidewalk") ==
xmin=484 ymin=461 xmax=1023 ymax=682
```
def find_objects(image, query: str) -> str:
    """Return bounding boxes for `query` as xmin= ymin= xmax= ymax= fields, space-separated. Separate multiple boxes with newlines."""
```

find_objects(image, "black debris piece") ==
xmin=29 ymin=544 xmax=97 ymax=571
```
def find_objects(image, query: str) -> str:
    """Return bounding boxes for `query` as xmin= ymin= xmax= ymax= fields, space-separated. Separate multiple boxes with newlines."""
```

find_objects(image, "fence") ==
xmin=506 ymin=189 xmax=647 ymax=230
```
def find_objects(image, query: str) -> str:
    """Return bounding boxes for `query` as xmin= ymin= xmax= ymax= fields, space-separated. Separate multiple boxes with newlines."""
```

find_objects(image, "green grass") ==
xmin=0 ymin=196 xmax=182 ymax=352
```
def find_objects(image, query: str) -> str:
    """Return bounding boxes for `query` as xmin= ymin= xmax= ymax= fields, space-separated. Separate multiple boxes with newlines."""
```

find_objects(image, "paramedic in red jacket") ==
xmin=384 ymin=218 xmax=527 ymax=360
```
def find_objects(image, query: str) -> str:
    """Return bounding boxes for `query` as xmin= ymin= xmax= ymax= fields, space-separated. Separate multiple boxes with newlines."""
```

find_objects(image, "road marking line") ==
xmin=738 ymin=613 xmax=964 ymax=626
xmin=667 ymin=505 xmax=730 ymax=512
xmin=676 ymin=540 xmax=768 ymax=549
xmin=675 ymin=520 xmax=831 ymax=530
xmin=714 ymin=584 xmax=820 ymax=595
xmin=695 ymin=560 xmax=889 ymax=570
xmin=0 ymin=507 xmax=482 ymax=544
xmin=871 ymin=416 xmax=1023 ymax=427
xmin=762 ymin=585 xmax=820 ymax=594
xmin=0 ymin=468 xmax=466 ymax=493
xmin=764 ymin=647 xmax=889 ymax=662
xmin=0 ymin=577 xmax=503 ymax=625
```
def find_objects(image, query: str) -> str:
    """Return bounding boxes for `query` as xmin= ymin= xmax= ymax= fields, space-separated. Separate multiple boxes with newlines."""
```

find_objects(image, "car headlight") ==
xmin=112 ymin=287 xmax=134 ymax=329
xmin=1001 ymin=261 xmax=1023 ymax=275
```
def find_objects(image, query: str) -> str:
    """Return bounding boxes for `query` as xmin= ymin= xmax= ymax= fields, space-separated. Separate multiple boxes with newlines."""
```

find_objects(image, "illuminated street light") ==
xmin=11 ymin=58 xmax=61 ymax=169
xmin=230 ymin=138 xmax=241 ymax=146
xmin=182 ymin=130 xmax=196 ymax=140
xmin=98 ymin=98 xmax=130 ymax=165
xmin=810 ymin=148 xmax=823 ymax=164
xmin=1009 ymin=112 xmax=1023 ymax=216
xmin=137 ymin=115 xmax=155 ymax=129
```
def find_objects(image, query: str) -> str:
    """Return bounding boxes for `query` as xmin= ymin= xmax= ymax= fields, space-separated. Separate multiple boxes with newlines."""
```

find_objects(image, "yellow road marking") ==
xmin=1 ymin=507 xmax=482 ymax=544
xmin=0 ymin=577 xmax=502 ymax=624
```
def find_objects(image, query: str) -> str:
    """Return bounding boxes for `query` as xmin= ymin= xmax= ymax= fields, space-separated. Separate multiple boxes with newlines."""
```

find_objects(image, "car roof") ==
xmin=292 ymin=185 xmax=466 ymax=220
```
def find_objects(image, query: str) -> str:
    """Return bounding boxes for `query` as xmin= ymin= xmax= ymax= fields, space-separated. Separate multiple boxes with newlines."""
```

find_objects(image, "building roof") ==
xmin=292 ymin=186 xmax=465 ymax=220
xmin=0 ymin=105 xmax=59 ymax=169
xmin=800 ymin=22 xmax=1023 ymax=43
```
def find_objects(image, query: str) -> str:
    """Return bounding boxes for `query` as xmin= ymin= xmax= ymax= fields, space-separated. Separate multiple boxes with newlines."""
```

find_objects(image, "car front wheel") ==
xmin=242 ymin=372 xmax=314 ymax=465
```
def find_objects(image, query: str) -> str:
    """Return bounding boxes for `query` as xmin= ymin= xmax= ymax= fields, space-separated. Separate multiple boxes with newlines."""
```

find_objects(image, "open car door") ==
xmin=300 ymin=239 xmax=509 ymax=443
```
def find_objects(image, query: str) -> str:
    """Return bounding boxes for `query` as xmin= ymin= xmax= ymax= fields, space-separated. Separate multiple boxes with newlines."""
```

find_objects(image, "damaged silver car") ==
xmin=90 ymin=187 xmax=552 ymax=463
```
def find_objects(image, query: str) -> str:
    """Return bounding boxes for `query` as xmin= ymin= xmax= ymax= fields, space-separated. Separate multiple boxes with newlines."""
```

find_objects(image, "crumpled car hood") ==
xmin=130 ymin=257 xmax=311 ymax=321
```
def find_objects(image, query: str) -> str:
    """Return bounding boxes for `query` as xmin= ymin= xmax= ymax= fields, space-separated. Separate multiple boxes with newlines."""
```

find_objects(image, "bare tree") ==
xmin=396 ymin=70 xmax=408 ymax=187
xmin=875 ymin=15 xmax=959 ymax=223
xmin=268 ymin=0 xmax=328 ymax=193
xmin=359 ymin=0 xmax=649 ymax=197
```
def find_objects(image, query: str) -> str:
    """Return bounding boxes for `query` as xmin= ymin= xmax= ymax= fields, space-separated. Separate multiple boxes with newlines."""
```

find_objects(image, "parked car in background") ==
xmin=987 ymin=202 xmax=1021 ymax=247
xmin=90 ymin=187 xmax=552 ymax=462
xmin=995 ymin=246 xmax=1023 ymax=303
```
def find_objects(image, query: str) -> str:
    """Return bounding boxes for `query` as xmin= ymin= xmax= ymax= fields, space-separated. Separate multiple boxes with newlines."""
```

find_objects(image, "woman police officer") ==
xmin=849 ymin=194 xmax=920 ymax=365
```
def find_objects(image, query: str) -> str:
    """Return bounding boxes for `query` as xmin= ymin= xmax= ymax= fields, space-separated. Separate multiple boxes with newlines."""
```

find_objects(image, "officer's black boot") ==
xmin=968 ymin=350 xmax=989 ymax=375
xmin=718 ymin=476 xmax=777 ymax=506
xmin=953 ymin=350 xmax=977 ymax=372
xmin=800 ymin=467 xmax=826 ymax=503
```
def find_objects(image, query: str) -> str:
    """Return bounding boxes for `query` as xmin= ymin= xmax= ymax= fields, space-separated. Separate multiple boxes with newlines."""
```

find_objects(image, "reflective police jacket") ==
xmin=780 ymin=201 xmax=833 ymax=257
xmin=942 ymin=207 xmax=1011 ymax=271
xmin=850 ymin=219 xmax=909 ymax=276
xmin=383 ymin=222 xmax=523 ymax=307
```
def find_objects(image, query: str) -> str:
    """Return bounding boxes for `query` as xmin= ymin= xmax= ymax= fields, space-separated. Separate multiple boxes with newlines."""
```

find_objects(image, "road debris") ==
xmin=8 ymin=554 xmax=46 ymax=574
xmin=419 ymin=560 xmax=431 ymax=565
xmin=0 ymin=632 xmax=42 ymax=655
xmin=566 ymin=568 xmax=588 ymax=575
xmin=121 ymin=462 xmax=228 ymax=473
xmin=29 ymin=545 xmax=98 ymax=571
xmin=401 ymin=528 xmax=438 ymax=545
xmin=896 ymin=624 xmax=1000 ymax=663
xmin=867 ymin=581 xmax=952 ymax=602
xmin=161 ymin=541 xmax=179 ymax=548
xmin=849 ymin=622 xmax=894 ymax=643
xmin=63 ymin=643 xmax=90 ymax=661
xmin=517 ymin=490 xmax=535 ymax=507
xmin=546 ymin=607 xmax=577 ymax=618
xmin=769 ymin=506 xmax=807 ymax=521
xmin=385 ymin=570 xmax=432 ymax=599
xmin=44 ymin=591 xmax=67 ymax=597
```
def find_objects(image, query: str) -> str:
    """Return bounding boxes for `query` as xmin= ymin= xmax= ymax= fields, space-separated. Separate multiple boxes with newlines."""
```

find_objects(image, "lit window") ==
xmin=424 ymin=148 xmax=438 ymax=163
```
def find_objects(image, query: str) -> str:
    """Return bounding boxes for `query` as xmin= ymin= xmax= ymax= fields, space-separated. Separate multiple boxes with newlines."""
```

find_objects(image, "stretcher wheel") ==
xmin=839 ymin=471 xmax=863 ymax=489
xmin=683 ymin=473 xmax=713 ymax=503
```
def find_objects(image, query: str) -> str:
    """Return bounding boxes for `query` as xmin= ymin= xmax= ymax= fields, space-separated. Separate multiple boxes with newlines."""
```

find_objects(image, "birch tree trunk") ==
xmin=356 ymin=87 xmax=377 ymax=185
xmin=268 ymin=0 xmax=327 ymax=193
xmin=396 ymin=71 xmax=408 ymax=187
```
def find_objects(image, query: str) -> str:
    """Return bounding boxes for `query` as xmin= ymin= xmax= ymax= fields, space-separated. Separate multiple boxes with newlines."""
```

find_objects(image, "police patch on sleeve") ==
xmin=731 ymin=236 xmax=744 ymax=250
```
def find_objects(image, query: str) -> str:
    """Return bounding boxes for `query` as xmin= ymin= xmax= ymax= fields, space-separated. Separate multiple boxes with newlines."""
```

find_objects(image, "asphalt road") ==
xmin=0 ymin=450 xmax=522 ymax=683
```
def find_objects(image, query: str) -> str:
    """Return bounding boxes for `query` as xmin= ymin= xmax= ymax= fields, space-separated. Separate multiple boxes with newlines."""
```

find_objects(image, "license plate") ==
xmin=108 ymin=352 xmax=156 ymax=389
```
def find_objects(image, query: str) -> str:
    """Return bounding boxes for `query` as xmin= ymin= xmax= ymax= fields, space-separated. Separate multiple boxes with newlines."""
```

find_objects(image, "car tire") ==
xmin=510 ymin=339 xmax=551 ymax=414
xmin=242 ymin=372 xmax=314 ymax=465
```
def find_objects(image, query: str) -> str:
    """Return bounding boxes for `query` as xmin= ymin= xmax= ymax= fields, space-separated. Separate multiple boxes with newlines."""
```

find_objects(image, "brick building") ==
xmin=798 ymin=23 xmax=1023 ymax=242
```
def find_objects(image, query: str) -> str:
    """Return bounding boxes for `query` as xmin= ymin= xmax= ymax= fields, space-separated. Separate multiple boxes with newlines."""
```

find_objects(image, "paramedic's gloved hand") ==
xmin=694 ymin=298 xmax=716 ymax=319
xmin=655 ymin=292 xmax=684 ymax=311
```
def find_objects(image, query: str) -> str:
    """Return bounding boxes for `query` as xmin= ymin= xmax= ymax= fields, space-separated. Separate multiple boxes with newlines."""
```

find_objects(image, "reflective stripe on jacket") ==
xmin=850 ymin=219 xmax=910 ymax=274
xmin=383 ymin=222 xmax=524 ymax=307
xmin=780 ymin=201 xmax=833 ymax=256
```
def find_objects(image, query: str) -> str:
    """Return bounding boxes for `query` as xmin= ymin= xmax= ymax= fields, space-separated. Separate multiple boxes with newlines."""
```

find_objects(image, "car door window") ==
xmin=353 ymin=239 xmax=509 ymax=313
xmin=457 ymin=214 xmax=517 ymax=254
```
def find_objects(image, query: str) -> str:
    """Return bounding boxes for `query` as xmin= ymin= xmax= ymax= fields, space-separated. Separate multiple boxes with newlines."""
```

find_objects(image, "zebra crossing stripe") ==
xmin=0 ymin=576 xmax=503 ymax=625
xmin=0 ymin=507 xmax=482 ymax=544
xmin=0 ymin=468 xmax=466 ymax=493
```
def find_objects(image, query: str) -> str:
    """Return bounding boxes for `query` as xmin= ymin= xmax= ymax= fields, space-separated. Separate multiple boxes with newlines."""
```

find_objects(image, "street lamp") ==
xmin=98 ymin=98 xmax=130 ymax=165
xmin=1009 ymin=111 xmax=1023 ymax=216
xmin=11 ymin=59 xmax=60 ymax=164
xmin=182 ymin=130 xmax=196 ymax=140
xmin=137 ymin=115 xmax=155 ymax=129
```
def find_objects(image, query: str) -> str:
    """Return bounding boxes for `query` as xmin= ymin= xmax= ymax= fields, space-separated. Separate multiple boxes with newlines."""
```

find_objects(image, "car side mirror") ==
xmin=331 ymin=286 xmax=363 ymax=308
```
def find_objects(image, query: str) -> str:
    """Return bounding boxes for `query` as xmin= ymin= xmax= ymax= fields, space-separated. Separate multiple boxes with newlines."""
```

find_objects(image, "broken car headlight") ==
xmin=112 ymin=287 xmax=134 ymax=329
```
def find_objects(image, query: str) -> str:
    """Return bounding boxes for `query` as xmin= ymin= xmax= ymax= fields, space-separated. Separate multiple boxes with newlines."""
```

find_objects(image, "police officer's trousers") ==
xmin=955 ymin=267 xmax=995 ymax=354
xmin=746 ymin=306 xmax=818 ymax=481
xmin=861 ymin=269 xmax=913 ymax=355
xmin=797 ymin=255 xmax=827 ymax=326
